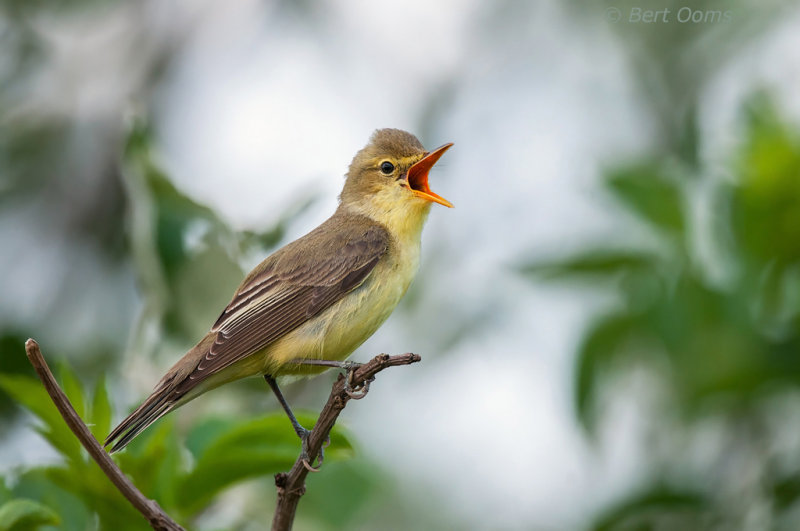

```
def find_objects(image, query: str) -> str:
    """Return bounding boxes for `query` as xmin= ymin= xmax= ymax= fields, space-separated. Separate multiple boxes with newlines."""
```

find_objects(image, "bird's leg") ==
xmin=286 ymin=359 xmax=373 ymax=399
xmin=264 ymin=375 xmax=326 ymax=471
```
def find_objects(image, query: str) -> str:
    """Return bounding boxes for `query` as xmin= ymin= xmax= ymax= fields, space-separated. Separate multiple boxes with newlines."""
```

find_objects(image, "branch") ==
xmin=23 ymin=338 xmax=420 ymax=530
xmin=24 ymin=339 xmax=185 ymax=531
xmin=271 ymin=352 xmax=421 ymax=531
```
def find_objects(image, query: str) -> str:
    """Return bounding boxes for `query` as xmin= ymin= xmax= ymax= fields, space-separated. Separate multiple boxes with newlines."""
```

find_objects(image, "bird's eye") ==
xmin=380 ymin=161 xmax=395 ymax=175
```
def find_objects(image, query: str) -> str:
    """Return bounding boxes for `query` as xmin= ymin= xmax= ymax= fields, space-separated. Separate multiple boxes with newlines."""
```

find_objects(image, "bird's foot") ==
xmin=342 ymin=362 xmax=373 ymax=399
xmin=298 ymin=427 xmax=330 ymax=472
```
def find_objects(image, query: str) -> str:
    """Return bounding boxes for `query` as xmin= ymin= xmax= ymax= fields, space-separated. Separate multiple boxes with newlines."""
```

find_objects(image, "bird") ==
xmin=105 ymin=128 xmax=453 ymax=464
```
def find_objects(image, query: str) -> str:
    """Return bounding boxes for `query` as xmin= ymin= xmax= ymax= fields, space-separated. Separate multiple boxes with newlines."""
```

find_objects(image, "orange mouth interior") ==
xmin=406 ymin=143 xmax=454 ymax=208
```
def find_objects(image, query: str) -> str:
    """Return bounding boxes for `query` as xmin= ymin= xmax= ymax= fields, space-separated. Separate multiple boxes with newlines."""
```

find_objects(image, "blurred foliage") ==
xmin=573 ymin=0 xmax=794 ymax=158
xmin=0 ymin=499 xmax=60 ymax=531
xmin=0 ymin=363 xmax=356 ymax=529
xmin=123 ymin=120 xmax=315 ymax=348
xmin=123 ymin=122 xmax=247 ymax=344
xmin=0 ymin=332 xmax=38 ymax=421
xmin=592 ymin=486 xmax=709 ymax=531
xmin=521 ymin=95 xmax=800 ymax=528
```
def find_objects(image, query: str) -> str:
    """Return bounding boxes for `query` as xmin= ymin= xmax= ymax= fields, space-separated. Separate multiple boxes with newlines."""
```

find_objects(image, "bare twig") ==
xmin=24 ymin=339 xmax=185 ymax=531
xmin=23 ymin=338 xmax=419 ymax=531
xmin=271 ymin=352 xmax=422 ymax=531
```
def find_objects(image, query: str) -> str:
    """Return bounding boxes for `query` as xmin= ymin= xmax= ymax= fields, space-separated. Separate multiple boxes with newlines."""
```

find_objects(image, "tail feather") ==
xmin=105 ymin=397 xmax=174 ymax=453
xmin=105 ymin=334 xmax=224 ymax=452
xmin=105 ymin=374 xmax=181 ymax=453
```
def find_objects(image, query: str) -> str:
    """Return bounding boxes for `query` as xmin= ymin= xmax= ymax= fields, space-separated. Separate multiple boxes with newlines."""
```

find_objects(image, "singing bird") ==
xmin=105 ymin=129 xmax=453 ymax=460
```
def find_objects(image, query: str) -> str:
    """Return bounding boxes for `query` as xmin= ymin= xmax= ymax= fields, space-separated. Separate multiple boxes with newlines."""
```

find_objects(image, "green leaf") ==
xmin=606 ymin=164 xmax=685 ymax=234
xmin=10 ymin=468 xmax=90 ymax=531
xmin=730 ymin=95 xmax=800 ymax=266
xmin=44 ymin=466 xmax=142 ymax=530
xmin=0 ymin=479 xmax=10 ymax=506
xmin=115 ymin=416 xmax=184 ymax=508
xmin=646 ymin=274 xmax=775 ymax=410
xmin=89 ymin=376 xmax=111 ymax=442
xmin=575 ymin=313 xmax=642 ymax=434
xmin=0 ymin=498 xmax=60 ymax=531
xmin=592 ymin=486 xmax=707 ymax=531
xmin=183 ymin=416 xmax=239 ymax=460
xmin=0 ymin=375 xmax=82 ymax=464
xmin=175 ymin=413 xmax=354 ymax=516
xmin=58 ymin=362 xmax=86 ymax=421
xmin=519 ymin=250 xmax=656 ymax=281
xmin=301 ymin=460 xmax=381 ymax=529
xmin=773 ymin=472 xmax=800 ymax=512
xmin=0 ymin=332 xmax=36 ymax=419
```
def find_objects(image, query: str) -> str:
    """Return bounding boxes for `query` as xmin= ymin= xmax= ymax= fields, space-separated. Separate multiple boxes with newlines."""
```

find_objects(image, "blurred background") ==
xmin=2 ymin=0 xmax=800 ymax=529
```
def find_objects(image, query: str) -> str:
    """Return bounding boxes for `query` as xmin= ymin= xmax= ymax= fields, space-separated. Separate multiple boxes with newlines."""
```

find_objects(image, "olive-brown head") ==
xmin=340 ymin=129 xmax=453 ymax=218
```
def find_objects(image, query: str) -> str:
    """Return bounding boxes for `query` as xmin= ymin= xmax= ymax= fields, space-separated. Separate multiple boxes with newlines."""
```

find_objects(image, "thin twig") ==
xmin=23 ymin=338 xmax=419 ymax=530
xmin=271 ymin=352 xmax=422 ymax=531
xmin=24 ymin=339 xmax=185 ymax=531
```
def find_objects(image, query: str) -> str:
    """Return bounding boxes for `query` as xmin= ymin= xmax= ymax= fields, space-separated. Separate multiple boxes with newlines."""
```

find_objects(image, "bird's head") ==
xmin=340 ymin=129 xmax=453 ymax=226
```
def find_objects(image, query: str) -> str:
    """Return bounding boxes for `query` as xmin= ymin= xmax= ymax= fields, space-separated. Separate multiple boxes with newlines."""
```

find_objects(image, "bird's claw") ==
xmin=298 ymin=428 xmax=330 ymax=472
xmin=302 ymin=458 xmax=321 ymax=472
xmin=342 ymin=363 xmax=373 ymax=399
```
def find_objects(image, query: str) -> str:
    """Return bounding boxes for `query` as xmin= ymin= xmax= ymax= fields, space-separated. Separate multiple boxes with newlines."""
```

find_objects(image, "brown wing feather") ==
xmin=175 ymin=218 xmax=389 ymax=392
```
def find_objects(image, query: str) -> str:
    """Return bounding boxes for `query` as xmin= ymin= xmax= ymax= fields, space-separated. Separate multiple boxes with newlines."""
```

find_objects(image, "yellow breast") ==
xmin=266 ymin=200 xmax=429 ymax=376
xmin=263 ymin=243 xmax=417 ymax=376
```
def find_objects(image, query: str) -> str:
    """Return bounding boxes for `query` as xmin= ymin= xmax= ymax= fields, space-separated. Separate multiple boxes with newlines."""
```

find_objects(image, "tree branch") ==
xmin=23 ymin=338 xmax=420 ymax=531
xmin=271 ymin=352 xmax=421 ymax=531
xmin=24 ymin=339 xmax=185 ymax=531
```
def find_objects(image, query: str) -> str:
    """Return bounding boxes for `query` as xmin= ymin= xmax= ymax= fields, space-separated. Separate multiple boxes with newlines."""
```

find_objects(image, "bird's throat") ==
xmin=341 ymin=194 xmax=431 ymax=248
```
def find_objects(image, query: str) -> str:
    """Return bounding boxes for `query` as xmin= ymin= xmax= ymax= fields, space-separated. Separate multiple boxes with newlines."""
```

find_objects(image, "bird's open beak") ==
xmin=406 ymin=143 xmax=454 ymax=208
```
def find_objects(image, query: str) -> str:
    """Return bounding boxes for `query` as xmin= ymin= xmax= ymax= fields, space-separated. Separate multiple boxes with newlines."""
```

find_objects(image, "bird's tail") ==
xmin=105 ymin=334 xmax=227 ymax=452
xmin=105 ymin=334 xmax=218 ymax=452
xmin=104 ymin=374 xmax=180 ymax=453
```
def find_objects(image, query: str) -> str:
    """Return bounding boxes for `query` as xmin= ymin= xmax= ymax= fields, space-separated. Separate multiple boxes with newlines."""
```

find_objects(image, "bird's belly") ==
xmin=267 ymin=256 xmax=416 ymax=376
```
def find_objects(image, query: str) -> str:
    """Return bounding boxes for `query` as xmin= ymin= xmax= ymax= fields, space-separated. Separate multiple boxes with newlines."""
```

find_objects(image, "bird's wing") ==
xmin=179 ymin=221 xmax=390 ymax=388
